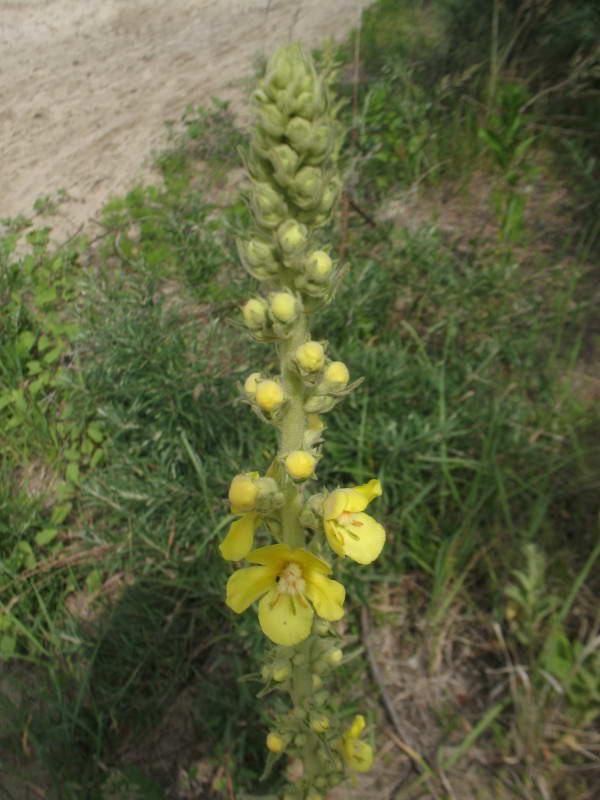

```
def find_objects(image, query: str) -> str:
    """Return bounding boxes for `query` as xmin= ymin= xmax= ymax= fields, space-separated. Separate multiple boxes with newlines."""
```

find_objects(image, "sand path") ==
xmin=0 ymin=0 xmax=369 ymax=239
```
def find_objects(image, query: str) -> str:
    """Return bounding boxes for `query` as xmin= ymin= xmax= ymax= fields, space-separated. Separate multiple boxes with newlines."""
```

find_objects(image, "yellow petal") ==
xmin=324 ymin=520 xmax=346 ymax=558
xmin=258 ymin=588 xmax=313 ymax=646
xmin=219 ymin=513 xmax=260 ymax=561
xmin=305 ymin=571 xmax=345 ymax=621
xmin=345 ymin=739 xmax=373 ymax=772
xmin=226 ymin=565 xmax=275 ymax=613
xmin=247 ymin=543 xmax=331 ymax=575
xmin=339 ymin=512 xmax=385 ymax=565
xmin=347 ymin=715 xmax=366 ymax=738
xmin=323 ymin=489 xmax=347 ymax=520
xmin=344 ymin=480 xmax=382 ymax=513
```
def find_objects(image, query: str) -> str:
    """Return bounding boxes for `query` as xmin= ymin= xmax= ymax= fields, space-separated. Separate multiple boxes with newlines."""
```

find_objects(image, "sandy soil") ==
xmin=0 ymin=0 xmax=370 ymax=240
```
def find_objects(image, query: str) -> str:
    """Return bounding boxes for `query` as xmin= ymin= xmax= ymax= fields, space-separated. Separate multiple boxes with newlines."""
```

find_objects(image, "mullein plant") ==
xmin=220 ymin=43 xmax=385 ymax=799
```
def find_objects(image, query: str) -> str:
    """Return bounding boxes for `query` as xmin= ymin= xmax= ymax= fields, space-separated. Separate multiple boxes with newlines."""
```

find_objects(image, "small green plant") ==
xmin=478 ymin=83 xmax=539 ymax=242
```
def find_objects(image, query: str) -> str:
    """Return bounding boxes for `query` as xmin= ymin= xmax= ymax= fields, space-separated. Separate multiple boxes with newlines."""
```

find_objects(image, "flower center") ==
xmin=277 ymin=562 xmax=306 ymax=595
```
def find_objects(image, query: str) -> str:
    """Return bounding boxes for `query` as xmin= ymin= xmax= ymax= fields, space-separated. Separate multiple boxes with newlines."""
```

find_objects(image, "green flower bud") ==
xmin=310 ymin=715 xmax=329 ymax=733
xmin=313 ymin=619 xmax=329 ymax=636
xmin=258 ymin=103 xmax=287 ymax=138
xmin=242 ymin=297 xmax=268 ymax=330
xmin=314 ymin=690 xmax=328 ymax=706
xmin=254 ymin=477 xmax=283 ymax=512
xmin=271 ymin=659 xmax=291 ymax=682
xmin=305 ymin=250 xmax=333 ymax=282
xmin=312 ymin=674 xmax=323 ymax=689
xmin=261 ymin=665 xmax=272 ymax=681
xmin=266 ymin=46 xmax=296 ymax=90
xmin=294 ymin=733 xmax=307 ymax=747
xmin=277 ymin=220 xmax=308 ymax=254
xmin=286 ymin=116 xmax=313 ymax=152
xmin=237 ymin=237 xmax=279 ymax=280
xmin=291 ymin=166 xmax=323 ymax=209
xmin=250 ymin=182 xmax=288 ymax=229
xmin=269 ymin=144 xmax=300 ymax=187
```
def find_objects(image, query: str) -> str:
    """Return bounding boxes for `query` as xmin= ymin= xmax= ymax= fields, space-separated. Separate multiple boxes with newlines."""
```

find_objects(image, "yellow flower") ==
xmin=226 ymin=544 xmax=345 ymax=646
xmin=339 ymin=715 xmax=374 ymax=773
xmin=285 ymin=450 xmax=316 ymax=480
xmin=295 ymin=341 xmax=325 ymax=372
xmin=255 ymin=379 xmax=285 ymax=412
xmin=323 ymin=480 xmax=385 ymax=565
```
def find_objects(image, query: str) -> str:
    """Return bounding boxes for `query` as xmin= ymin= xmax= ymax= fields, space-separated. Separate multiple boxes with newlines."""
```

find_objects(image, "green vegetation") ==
xmin=2 ymin=2 xmax=599 ymax=798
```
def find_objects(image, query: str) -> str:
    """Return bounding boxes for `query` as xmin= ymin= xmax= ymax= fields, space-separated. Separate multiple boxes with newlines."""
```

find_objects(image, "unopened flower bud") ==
xmin=314 ymin=690 xmax=328 ymax=706
xmin=286 ymin=116 xmax=313 ymax=152
xmin=269 ymin=144 xmax=300 ymax=184
xmin=277 ymin=220 xmax=307 ymax=254
xmin=312 ymin=674 xmax=323 ymax=689
xmin=294 ymin=733 xmax=307 ymax=747
xmin=266 ymin=732 xmax=285 ymax=753
xmin=251 ymin=182 xmax=288 ymax=229
xmin=242 ymin=298 xmax=267 ymax=330
xmin=310 ymin=716 xmax=329 ymax=733
xmin=295 ymin=341 xmax=325 ymax=372
xmin=306 ymin=250 xmax=333 ymax=282
xmin=258 ymin=103 xmax=286 ymax=138
xmin=323 ymin=361 xmax=349 ymax=390
xmin=228 ymin=474 xmax=258 ymax=512
xmin=261 ymin=665 xmax=272 ymax=681
xmin=255 ymin=379 xmax=285 ymax=412
xmin=243 ymin=371 xmax=262 ymax=395
xmin=292 ymin=166 xmax=323 ymax=207
xmin=285 ymin=450 xmax=316 ymax=481
xmin=307 ymin=413 xmax=324 ymax=433
xmin=269 ymin=291 xmax=298 ymax=323
xmin=272 ymin=661 xmax=290 ymax=682
xmin=328 ymin=647 xmax=343 ymax=665
xmin=313 ymin=619 xmax=329 ymax=635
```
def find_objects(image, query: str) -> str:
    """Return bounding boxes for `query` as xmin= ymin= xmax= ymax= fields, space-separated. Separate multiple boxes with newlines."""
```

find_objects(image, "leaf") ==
xmin=26 ymin=360 xmax=43 ymax=376
xmin=15 ymin=330 xmax=36 ymax=357
xmin=34 ymin=285 xmax=57 ymax=307
xmin=35 ymin=528 xmax=59 ymax=547
xmin=87 ymin=423 xmax=104 ymax=444
xmin=66 ymin=463 xmax=80 ymax=485
xmin=51 ymin=502 xmax=72 ymax=525
xmin=43 ymin=344 xmax=64 ymax=364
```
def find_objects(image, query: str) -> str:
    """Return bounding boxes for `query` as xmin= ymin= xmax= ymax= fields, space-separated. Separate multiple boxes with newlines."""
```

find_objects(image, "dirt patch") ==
xmin=0 ymin=0 xmax=370 ymax=241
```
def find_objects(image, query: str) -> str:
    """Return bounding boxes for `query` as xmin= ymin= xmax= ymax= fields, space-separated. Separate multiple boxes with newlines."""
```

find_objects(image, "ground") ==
xmin=0 ymin=0 xmax=370 ymax=240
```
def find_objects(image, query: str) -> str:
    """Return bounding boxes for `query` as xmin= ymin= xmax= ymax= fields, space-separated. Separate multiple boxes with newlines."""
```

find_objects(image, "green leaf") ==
xmin=34 ymin=285 xmax=57 ymax=307
xmin=66 ymin=463 xmax=80 ymax=485
xmin=26 ymin=360 xmax=43 ymax=376
xmin=15 ymin=330 xmax=36 ymax=357
xmin=64 ymin=447 xmax=81 ymax=462
xmin=87 ymin=423 xmax=104 ymax=444
xmin=37 ymin=334 xmax=53 ymax=352
xmin=0 ymin=634 xmax=17 ymax=661
xmin=35 ymin=528 xmax=59 ymax=547
xmin=51 ymin=502 xmax=72 ymax=525
xmin=43 ymin=343 xmax=64 ymax=364
xmin=90 ymin=449 xmax=104 ymax=469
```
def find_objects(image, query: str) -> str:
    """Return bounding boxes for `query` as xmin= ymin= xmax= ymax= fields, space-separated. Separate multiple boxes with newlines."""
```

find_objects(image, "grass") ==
xmin=1 ymin=1 xmax=600 ymax=798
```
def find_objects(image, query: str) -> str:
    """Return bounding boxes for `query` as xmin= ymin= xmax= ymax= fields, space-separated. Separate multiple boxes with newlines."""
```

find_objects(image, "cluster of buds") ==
xmin=218 ymin=43 xmax=384 ymax=798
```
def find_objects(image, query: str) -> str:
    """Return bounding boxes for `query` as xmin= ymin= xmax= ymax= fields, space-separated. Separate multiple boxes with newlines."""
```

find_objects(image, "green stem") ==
xmin=278 ymin=314 xmax=308 ymax=548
